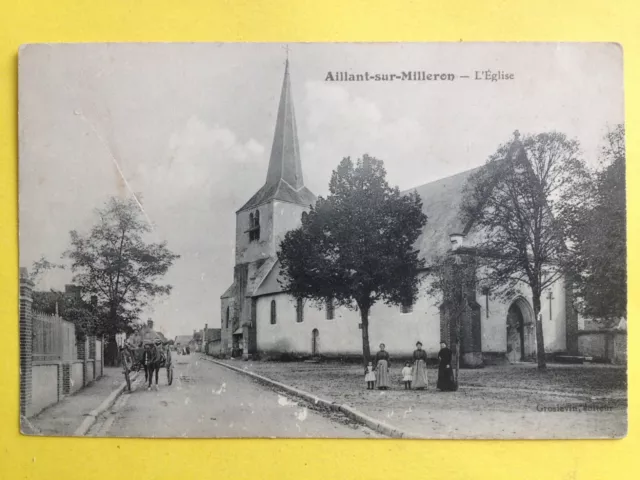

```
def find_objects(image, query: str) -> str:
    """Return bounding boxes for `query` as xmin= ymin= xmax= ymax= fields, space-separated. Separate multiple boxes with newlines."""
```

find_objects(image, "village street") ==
xmin=86 ymin=354 xmax=379 ymax=438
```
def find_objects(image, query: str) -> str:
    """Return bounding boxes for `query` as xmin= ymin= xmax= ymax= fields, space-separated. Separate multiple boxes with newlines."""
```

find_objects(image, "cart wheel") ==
xmin=167 ymin=365 xmax=173 ymax=385
xmin=124 ymin=369 xmax=131 ymax=391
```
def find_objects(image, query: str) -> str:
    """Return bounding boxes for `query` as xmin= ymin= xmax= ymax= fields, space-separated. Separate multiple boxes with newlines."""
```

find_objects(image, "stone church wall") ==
xmin=254 ymin=275 xmax=569 ymax=360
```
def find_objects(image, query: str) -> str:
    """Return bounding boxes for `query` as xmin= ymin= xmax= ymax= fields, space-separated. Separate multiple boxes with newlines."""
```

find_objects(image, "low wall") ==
xmin=71 ymin=361 xmax=84 ymax=394
xmin=29 ymin=363 xmax=60 ymax=417
xmin=86 ymin=360 xmax=95 ymax=384
xmin=578 ymin=330 xmax=627 ymax=364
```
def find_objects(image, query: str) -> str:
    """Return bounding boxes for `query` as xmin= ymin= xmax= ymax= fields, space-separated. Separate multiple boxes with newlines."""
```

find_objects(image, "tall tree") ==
xmin=63 ymin=196 xmax=179 ymax=364
xmin=278 ymin=155 xmax=427 ymax=363
xmin=460 ymin=131 xmax=589 ymax=369
xmin=560 ymin=125 xmax=626 ymax=325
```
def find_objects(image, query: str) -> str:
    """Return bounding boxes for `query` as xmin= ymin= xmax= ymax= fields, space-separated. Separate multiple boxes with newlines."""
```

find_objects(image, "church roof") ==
xmin=246 ymin=257 xmax=279 ymax=297
xmin=220 ymin=282 xmax=235 ymax=299
xmin=404 ymin=166 xmax=482 ymax=264
xmin=238 ymin=60 xmax=316 ymax=212
xmin=247 ymin=166 xmax=485 ymax=297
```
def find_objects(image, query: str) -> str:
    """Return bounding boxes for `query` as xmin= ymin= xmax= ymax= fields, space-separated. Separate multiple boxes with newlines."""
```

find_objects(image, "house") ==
xmin=174 ymin=335 xmax=193 ymax=351
xmin=219 ymin=60 xmax=577 ymax=365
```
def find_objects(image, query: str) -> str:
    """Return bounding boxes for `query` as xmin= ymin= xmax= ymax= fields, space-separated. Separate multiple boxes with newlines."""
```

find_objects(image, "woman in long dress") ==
xmin=411 ymin=341 xmax=429 ymax=390
xmin=374 ymin=343 xmax=391 ymax=390
xmin=437 ymin=342 xmax=457 ymax=391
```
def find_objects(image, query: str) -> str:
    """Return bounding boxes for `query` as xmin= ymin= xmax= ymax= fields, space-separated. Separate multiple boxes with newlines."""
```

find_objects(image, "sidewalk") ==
xmin=24 ymin=367 xmax=125 ymax=436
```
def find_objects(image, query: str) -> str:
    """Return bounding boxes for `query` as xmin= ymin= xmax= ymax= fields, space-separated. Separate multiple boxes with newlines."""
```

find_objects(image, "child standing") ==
xmin=402 ymin=362 xmax=413 ymax=390
xmin=364 ymin=362 xmax=376 ymax=390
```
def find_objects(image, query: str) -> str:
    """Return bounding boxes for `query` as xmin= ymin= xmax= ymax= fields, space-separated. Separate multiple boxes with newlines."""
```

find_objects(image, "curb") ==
xmin=73 ymin=371 xmax=139 ymax=436
xmin=200 ymin=356 xmax=410 ymax=439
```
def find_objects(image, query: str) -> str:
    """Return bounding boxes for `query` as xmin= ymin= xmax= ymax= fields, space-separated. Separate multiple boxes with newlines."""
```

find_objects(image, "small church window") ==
xmin=226 ymin=306 xmax=230 ymax=329
xmin=249 ymin=210 xmax=261 ymax=242
xmin=401 ymin=300 xmax=413 ymax=314
xmin=481 ymin=287 xmax=490 ymax=318
xmin=270 ymin=299 xmax=277 ymax=325
xmin=296 ymin=297 xmax=304 ymax=323
xmin=325 ymin=297 xmax=335 ymax=320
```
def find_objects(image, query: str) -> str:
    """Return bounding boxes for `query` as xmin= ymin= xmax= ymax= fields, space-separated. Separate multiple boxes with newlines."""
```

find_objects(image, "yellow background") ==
xmin=0 ymin=1 xmax=637 ymax=479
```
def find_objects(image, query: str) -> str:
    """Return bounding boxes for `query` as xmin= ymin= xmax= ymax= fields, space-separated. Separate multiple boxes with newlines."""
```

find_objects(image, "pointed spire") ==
xmin=237 ymin=58 xmax=316 ymax=213
xmin=265 ymin=58 xmax=304 ymax=190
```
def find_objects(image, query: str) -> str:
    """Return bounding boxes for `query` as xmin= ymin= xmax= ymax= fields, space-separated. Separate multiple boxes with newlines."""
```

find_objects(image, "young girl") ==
xmin=402 ymin=362 xmax=413 ymax=389
xmin=364 ymin=362 xmax=376 ymax=390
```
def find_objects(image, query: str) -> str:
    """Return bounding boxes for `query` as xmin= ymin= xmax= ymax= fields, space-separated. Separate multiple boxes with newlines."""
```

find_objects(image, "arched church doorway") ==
xmin=311 ymin=329 xmax=319 ymax=356
xmin=506 ymin=297 xmax=535 ymax=363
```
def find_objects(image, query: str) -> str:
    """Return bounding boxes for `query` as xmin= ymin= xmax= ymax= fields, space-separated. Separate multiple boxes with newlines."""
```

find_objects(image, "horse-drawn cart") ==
xmin=119 ymin=333 xmax=174 ymax=391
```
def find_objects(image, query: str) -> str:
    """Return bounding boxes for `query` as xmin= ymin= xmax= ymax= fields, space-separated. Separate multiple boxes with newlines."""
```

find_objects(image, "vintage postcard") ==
xmin=18 ymin=43 xmax=627 ymax=439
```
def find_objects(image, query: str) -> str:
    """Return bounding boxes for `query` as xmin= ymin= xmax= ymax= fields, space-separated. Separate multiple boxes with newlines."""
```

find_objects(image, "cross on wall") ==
xmin=546 ymin=290 xmax=555 ymax=321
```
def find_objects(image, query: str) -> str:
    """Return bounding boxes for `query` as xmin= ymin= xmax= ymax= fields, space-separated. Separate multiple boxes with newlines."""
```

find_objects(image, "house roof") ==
xmin=205 ymin=328 xmax=222 ymax=342
xmin=238 ymin=60 xmax=316 ymax=212
xmin=174 ymin=335 xmax=193 ymax=345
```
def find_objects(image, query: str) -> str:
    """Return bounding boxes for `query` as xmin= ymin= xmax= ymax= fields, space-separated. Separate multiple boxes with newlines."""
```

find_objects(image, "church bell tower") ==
xmin=223 ymin=58 xmax=316 ymax=358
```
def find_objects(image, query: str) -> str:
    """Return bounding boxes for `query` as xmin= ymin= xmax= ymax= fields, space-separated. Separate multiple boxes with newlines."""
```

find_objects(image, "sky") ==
xmin=18 ymin=43 xmax=624 ymax=339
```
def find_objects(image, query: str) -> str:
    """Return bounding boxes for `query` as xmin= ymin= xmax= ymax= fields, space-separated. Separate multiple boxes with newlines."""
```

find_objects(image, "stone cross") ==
xmin=546 ymin=290 xmax=555 ymax=320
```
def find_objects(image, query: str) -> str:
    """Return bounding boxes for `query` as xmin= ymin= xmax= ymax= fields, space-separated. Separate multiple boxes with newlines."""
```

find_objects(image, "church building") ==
xmin=219 ymin=61 xmax=578 ymax=365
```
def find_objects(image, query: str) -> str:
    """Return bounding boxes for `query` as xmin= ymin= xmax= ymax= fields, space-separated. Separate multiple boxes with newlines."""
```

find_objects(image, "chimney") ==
xmin=147 ymin=319 xmax=154 ymax=330
xmin=90 ymin=295 xmax=98 ymax=308
xmin=450 ymin=233 xmax=464 ymax=251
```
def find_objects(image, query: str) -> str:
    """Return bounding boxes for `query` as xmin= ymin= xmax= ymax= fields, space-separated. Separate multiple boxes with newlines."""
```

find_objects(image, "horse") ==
xmin=142 ymin=342 xmax=166 ymax=390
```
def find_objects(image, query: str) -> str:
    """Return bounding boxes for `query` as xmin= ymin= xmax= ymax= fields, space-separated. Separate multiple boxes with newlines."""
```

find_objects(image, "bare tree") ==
xmin=460 ymin=131 xmax=589 ymax=369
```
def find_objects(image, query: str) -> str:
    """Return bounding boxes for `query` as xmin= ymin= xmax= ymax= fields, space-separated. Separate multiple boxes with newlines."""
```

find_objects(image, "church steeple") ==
xmin=265 ymin=59 xmax=304 ymax=190
xmin=238 ymin=59 xmax=315 ymax=212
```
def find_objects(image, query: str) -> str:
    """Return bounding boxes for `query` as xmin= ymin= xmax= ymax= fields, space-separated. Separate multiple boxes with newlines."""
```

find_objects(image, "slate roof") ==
xmin=174 ymin=335 xmax=193 ymax=345
xmin=220 ymin=282 xmax=235 ymax=299
xmin=403 ymin=166 xmax=482 ymax=264
xmin=248 ymin=166 xmax=484 ymax=297
xmin=205 ymin=328 xmax=222 ymax=342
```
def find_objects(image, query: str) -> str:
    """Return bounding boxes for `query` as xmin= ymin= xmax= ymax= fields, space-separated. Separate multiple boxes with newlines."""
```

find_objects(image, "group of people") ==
xmin=364 ymin=341 xmax=457 ymax=392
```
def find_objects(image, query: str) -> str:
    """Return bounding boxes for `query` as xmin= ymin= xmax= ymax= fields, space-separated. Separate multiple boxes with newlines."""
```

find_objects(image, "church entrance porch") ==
xmin=506 ymin=297 xmax=536 ymax=363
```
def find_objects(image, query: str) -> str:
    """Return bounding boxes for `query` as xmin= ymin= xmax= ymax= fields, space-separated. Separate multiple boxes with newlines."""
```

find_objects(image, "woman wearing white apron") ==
xmin=411 ymin=341 xmax=428 ymax=390
xmin=374 ymin=343 xmax=391 ymax=390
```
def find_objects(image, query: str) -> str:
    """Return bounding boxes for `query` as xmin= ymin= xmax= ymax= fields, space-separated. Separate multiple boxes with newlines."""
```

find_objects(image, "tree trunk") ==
xmin=359 ymin=306 xmax=371 ymax=367
xmin=532 ymin=291 xmax=547 ymax=369
xmin=104 ymin=333 xmax=119 ymax=367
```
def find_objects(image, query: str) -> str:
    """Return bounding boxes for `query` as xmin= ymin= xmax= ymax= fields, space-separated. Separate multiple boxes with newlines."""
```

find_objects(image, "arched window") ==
xmin=249 ymin=210 xmax=261 ymax=241
xmin=254 ymin=210 xmax=260 ymax=240
xmin=325 ymin=297 xmax=335 ymax=320
xmin=401 ymin=300 xmax=413 ymax=314
xmin=296 ymin=297 xmax=304 ymax=323
xmin=226 ymin=306 xmax=230 ymax=328
xmin=270 ymin=299 xmax=277 ymax=325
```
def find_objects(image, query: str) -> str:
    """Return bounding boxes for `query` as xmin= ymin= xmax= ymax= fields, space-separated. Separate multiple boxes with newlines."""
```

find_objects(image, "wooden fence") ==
xmin=32 ymin=311 xmax=77 ymax=362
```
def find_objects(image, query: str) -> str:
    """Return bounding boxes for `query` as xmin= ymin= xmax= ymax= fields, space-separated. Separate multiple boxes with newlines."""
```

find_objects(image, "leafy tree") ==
xmin=460 ymin=131 xmax=589 ymax=369
xmin=278 ymin=155 xmax=427 ymax=363
xmin=561 ymin=125 xmax=626 ymax=325
xmin=28 ymin=255 xmax=65 ymax=284
xmin=63 ymin=196 xmax=179 ymax=364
